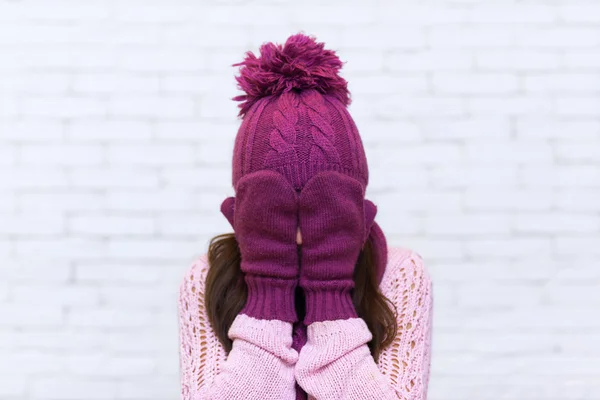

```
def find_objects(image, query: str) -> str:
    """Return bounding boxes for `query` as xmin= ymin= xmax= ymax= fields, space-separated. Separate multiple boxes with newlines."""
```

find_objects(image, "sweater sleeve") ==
xmin=294 ymin=250 xmax=433 ymax=400
xmin=178 ymin=256 xmax=299 ymax=400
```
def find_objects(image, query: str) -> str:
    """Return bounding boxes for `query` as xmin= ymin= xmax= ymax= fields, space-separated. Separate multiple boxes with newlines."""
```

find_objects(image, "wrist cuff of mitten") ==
xmin=241 ymin=275 xmax=298 ymax=323
xmin=302 ymin=282 xmax=358 ymax=325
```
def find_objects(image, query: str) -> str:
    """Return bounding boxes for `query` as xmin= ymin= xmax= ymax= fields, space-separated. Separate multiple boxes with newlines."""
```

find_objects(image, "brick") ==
xmin=3 ymin=258 xmax=71 ymax=283
xmin=341 ymin=26 xmax=425 ymax=49
xmin=115 ymin=2 xmax=197 ymax=22
xmin=99 ymin=286 xmax=175 ymax=308
xmin=347 ymin=74 xmax=428 ymax=95
xmin=69 ymin=215 xmax=155 ymax=235
xmin=378 ymin=5 xmax=468 ymax=24
xmin=564 ymin=51 xmax=600 ymax=68
xmin=157 ymin=213 xmax=230 ymax=235
xmin=424 ymin=214 xmax=511 ymax=236
xmin=0 ymin=352 xmax=64 ymax=374
xmin=555 ymin=142 xmax=600 ymax=163
xmin=162 ymin=25 xmax=248 ymax=47
xmin=120 ymin=50 xmax=206 ymax=72
xmin=9 ymin=329 xmax=105 ymax=350
xmin=387 ymin=50 xmax=472 ymax=72
xmin=0 ymin=94 xmax=19 ymax=117
xmin=464 ymin=238 xmax=552 ymax=258
xmin=464 ymin=140 xmax=553 ymax=164
xmin=0 ymin=72 xmax=70 ymax=94
xmin=73 ymin=73 xmax=160 ymax=94
xmin=31 ymin=378 xmax=117 ymax=400
xmin=207 ymin=5 xmax=289 ymax=25
xmin=457 ymin=283 xmax=541 ymax=307
xmin=520 ymin=166 xmax=600 ymax=187
xmin=12 ymin=284 xmax=99 ymax=306
xmin=0 ymin=193 xmax=15 ymax=211
xmin=475 ymin=50 xmax=560 ymax=71
xmin=524 ymin=73 xmax=600 ymax=93
xmin=429 ymin=27 xmax=513 ymax=48
xmin=17 ymin=2 xmax=110 ymax=20
xmin=75 ymin=263 xmax=164 ymax=284
xmin=66 ymin=353 xmax=155 ymax=376
xmin=69 ymin=168 xmax=160 ymax=188
xmin=556 ymin=237 xmax=600 ymax=257
xmin=105 ymin=190 xmax=196 ymax=211
xmin=20 ymin=192 xmax=104 ymax=212
xmin=106 ymin=239 xmax=197 ymax=259
xmin=0 ymin=145 xmax=16 ymax=165
xmin=117 ymin=377 xmax=179 ymax=399
xmin=467 ymin=5 xmax=557 ymax=23
xmin=0 ymin=305 xmax=63 ymax=327
xmin=0 ymin=121 xmax=63 ymax=141
xmin=108 ymin=144 xmax=194 ymax=165
xmin=0 ymin=214 xmax=64 ymax=235
xmin=432 ymin=73 xmax=518 ymax=94
xmin=464 ymin=188 xmax=553 ymax=211
xmin=555 ymin=189 xmax=600 ymax=211
xmin=342 ymin=51 xmax=385 ymax=73
xmin=20 ymin=144 xmax=104 ymax=165
xmin=560 ymin=6 xmax=600 ymax=22
xmin=377 ymin=190 xmax=462 ymax=212
xmin=109 ymin=97 xmax=194 ymax=118
xmin=376 ymin=95 xmax=466 ymax=117
xmin=467 ymin=96 xmax=553 ymax=116
xmin=373 ymin=143 xmax=462 ymax=166
xmin=516 ymin=119 xmax=600 ymax=140
xmin=160 ymin=167 xmax=231 ymax=189
xmin=155 ymin=121 xmax=237 ymax=139
xmin=520 ymin=28 xmax=600 ymax=48
xmin=163 ymin=74 xmax=232 ymax=93
xmin=67 ymin=308 xmax=155 ymax=328
xmin=556 ymin=97 xmax=600 ymax=117
xmin=0 ymin=376 xmax=26 ymax=396
xmin=514 ymin=213 xmax=599 ymax=234
xmin=420 ymin=117 xmax=511 ymax=140
xmin=21 ymin=97 xmax=108 ymax=118
xmin=14 ymin=238 xmax=106 ymax=259
xmin=430 ymin=165 xmax=518 ymax=188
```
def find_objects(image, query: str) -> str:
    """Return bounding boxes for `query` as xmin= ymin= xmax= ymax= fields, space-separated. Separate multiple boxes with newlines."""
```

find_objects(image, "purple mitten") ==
xmin=298 ymin=170 xmax=375 ymax=325
xmin=223 ymin=170 xmax=300 ymax=323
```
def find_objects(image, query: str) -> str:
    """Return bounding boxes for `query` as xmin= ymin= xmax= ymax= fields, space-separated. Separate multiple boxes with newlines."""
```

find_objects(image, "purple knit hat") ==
xmin=224 ymin=32 xmax=388 ymax=285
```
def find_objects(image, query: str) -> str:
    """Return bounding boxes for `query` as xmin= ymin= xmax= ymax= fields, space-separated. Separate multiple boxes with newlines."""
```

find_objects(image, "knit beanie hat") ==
xmin=221 ymin=32 xmax=388 ymax=286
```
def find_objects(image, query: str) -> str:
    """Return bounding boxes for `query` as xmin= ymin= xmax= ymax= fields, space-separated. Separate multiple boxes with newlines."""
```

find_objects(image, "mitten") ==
xmin=297 ymin=170 xmax=377 ymax=325
xmin=221 ymin=170 xmax=300 ymax=322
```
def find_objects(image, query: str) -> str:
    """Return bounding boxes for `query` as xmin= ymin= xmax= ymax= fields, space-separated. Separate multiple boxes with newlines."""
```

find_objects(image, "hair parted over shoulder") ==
xmin=231 ymin=32 xmax=352 ymax=118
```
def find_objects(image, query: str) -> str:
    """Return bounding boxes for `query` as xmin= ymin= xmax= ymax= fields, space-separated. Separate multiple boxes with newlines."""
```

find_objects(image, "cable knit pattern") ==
xmin=178 ymin=246 xmax=433 ymax=400
xmin=264 ymin=91 xmax=300 ymax=168
xmin=301 ymin=90 xmax=342 ymax=166
xmin=264 ymin=89 xmax=343 ymax=173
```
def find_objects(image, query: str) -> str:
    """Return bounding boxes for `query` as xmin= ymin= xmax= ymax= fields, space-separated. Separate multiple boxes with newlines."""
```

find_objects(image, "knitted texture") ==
xmin=224 ymin=34 xmax=390 ymax=332
xmin=224 ymin=170 xmax=300 ymax=322
xmin=231 ymin=32 xmax=350 ymax=118
xmin=178 ymin=246 xmax=433 ymax=400
xmin=298 ymin=170 xmax=375 ymax=325
xmin=230 ymin=33 xmax=368 ymax=192
xmin=232 ymin=88 xmax=368 ymax=192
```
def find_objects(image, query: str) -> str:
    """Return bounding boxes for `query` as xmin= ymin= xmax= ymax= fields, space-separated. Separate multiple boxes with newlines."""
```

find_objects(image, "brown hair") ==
xmin=205 ymin=232 xmax=397 ymax=363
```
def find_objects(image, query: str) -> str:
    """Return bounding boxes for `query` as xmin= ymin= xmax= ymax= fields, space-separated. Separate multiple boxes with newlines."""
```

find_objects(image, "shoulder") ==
xmin=179 ymin=253 xmax=210 ymax=299
xmin=380 ymin=245 xmax=433 ymax=304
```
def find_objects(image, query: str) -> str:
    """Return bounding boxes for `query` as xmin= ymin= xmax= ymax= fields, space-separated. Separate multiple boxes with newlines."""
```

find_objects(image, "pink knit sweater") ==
xmin=178 ymin=246 xmax=433 ymax=399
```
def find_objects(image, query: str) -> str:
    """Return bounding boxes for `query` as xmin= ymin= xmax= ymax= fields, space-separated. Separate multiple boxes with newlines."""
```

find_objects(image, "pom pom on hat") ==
xmin=231 ymin=32 xmax=351 ymax=118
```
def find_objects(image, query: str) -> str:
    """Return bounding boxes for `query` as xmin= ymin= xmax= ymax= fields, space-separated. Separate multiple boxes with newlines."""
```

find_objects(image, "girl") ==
xmin=178 ymin=32 xmax=433 ymax=399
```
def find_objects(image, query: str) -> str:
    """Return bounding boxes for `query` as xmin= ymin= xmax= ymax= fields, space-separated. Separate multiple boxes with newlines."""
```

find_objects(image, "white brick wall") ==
xmin=1 ymin=1 xmax=599 ymax=399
